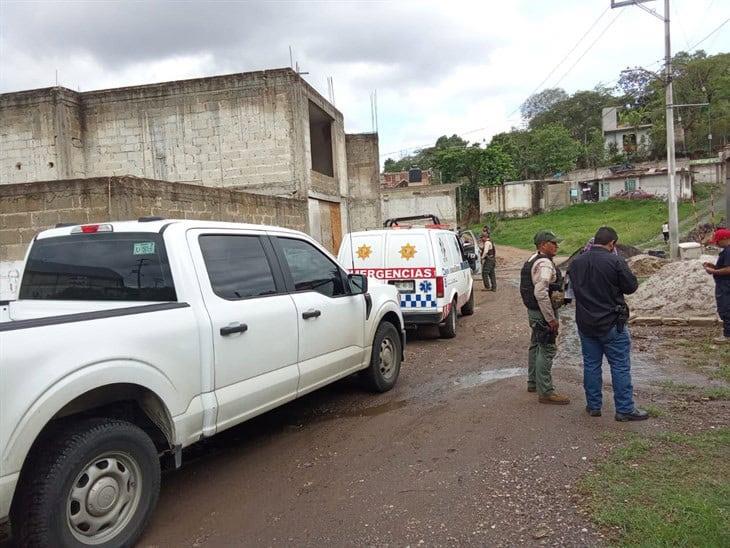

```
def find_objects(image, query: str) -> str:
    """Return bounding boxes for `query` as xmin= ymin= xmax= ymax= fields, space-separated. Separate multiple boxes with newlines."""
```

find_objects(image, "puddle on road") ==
xmin=451 ymin=367 xmax=525 ymax=389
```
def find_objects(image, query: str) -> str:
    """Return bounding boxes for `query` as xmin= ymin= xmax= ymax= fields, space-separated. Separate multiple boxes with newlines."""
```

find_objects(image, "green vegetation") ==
xmin=580 ymin=429 xmax=730 ymax=547
xmin=643 ymin=403 xmax=664 ymax=418
xmin=704 ymin=386 xmax=730 ymax=401
xmin=675 ymin=338 xmax=730 ymax=383
xmin=476 ymin=199 xmax=693 ymax=253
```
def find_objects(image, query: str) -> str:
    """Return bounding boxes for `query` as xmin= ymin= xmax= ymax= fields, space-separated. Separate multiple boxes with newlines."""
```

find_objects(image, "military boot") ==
xmin=538 ymin=393 xmax=570 ymax=405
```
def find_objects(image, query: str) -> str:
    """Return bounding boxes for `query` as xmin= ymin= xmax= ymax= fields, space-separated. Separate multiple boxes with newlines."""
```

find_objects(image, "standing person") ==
xmin=703 ymin=227 xmax=730 ymax=343
xmin=570 ymin=226 xmax=647 ymax=421
xmin=519 ymin=230 xmax=570 ymax=404
xmin=662 ymin=221 xmax=670 ymax=243
xmin=480 ymin=234 xmax=497 ymax=291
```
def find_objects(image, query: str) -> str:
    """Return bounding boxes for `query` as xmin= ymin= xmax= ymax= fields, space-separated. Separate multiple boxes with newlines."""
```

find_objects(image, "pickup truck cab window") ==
xmin=19 ymin=233 xmax=176 ymax=301
xmin=199 ymin=235 xmax=278 ymax=300
xmin=278 ymin=237 xmax=347 ymax=298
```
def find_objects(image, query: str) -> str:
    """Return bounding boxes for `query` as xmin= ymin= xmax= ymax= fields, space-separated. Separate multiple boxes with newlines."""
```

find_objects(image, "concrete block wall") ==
xmin=83 ymin=71 xmax=301 ymax=194
xmin=0 ymin=88 xmax=85 ymax=184
xmin=345 ymin=133 xmax=381 ymax=232
xmin=0 ymin=176 xmax=307 ymax=263
xmin=1 ymin=70 xmax=353 ymax=204
xmin=381 ymin=183 xmax=460 ymax=226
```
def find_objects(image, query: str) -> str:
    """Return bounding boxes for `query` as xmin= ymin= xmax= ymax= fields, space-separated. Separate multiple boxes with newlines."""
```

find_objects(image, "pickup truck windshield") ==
xmin=19 ymin=233 xmax=176 ymax=301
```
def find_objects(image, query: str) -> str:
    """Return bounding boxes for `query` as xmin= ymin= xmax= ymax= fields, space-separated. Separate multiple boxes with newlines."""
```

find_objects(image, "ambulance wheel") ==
xmin=461 ymin=289 xmax=475 ymax=316
xmin=439 ymin=299 xmax=457 ymax=339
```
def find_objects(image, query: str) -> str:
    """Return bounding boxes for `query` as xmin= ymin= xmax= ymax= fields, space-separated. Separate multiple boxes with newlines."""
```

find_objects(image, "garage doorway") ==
xmin=308 ymin=198 xmax=342 ymax=253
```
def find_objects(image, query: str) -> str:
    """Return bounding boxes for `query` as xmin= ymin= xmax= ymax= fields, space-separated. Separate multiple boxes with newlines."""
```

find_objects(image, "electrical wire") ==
xmin=380 ymin=6 xmax=613 ymax=158
xmin=687 ymin=17 xmax=729 ymax=50
xmin=504 ymin=5 xmax=611 ymax=119
xmin=551 ymin=9 xmax=625 ymax=90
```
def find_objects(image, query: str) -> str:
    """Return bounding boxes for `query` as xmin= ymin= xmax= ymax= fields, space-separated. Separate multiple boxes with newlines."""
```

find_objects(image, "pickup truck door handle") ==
xmin=220 ymin=322 xmax=248 ymax=336
xmin=302 ymin=309 xmax=321 ymax=320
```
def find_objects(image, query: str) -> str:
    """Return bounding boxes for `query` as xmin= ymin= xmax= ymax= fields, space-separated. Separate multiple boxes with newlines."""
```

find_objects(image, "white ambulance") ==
xmin=338 ymin=215 xmax=474 ymax=338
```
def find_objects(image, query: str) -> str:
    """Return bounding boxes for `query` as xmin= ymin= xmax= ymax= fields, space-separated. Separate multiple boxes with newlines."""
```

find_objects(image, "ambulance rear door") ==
xmin=384 ymin=231 xmax=437 ymax=310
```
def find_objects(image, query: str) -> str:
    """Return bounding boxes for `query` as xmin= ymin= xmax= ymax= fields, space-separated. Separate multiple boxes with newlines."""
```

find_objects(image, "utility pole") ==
xmin=612 ymin=0 xmax=679 ymax=257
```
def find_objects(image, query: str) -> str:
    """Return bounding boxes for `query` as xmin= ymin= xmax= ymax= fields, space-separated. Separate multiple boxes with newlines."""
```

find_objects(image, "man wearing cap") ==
xmin=703 ymin=227 xmax=730 ymax=343
xmin=519 ymin=230 xmax=570 ymax=404
xmin=570 ymin=226 xmax=647 ymax=421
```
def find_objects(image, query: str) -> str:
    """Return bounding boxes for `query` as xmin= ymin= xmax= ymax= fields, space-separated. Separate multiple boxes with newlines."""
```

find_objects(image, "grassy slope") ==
xmin=476 ymin=199 xmax=694 ymax=254
xmin=580 ymin=429 xmax=730 ymax=547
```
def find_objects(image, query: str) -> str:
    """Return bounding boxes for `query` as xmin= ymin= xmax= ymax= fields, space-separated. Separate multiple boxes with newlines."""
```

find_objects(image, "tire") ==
xmin=461 ymin=288 xmax=475 ymax=316
xmin=13 ymin=418 xmax=161 ymax=548
xmin=361 ymin=321 xmax=402 ymax=392
xmin=439 ymin=298 xmax=458 ymax=339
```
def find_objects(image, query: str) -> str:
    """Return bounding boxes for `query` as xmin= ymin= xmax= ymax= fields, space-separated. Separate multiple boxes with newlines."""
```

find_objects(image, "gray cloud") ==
xmin=1 ymin=0 xmax=498 ymax=91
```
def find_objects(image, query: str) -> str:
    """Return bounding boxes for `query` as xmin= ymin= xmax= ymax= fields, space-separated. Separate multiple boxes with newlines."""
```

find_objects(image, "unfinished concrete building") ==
xmin=0 ymin=68 xmax=381 ymax=256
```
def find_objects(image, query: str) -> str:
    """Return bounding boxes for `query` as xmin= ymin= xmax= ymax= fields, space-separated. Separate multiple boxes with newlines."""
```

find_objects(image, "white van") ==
xmin=338 ymin=215 xmax=474 ymax=338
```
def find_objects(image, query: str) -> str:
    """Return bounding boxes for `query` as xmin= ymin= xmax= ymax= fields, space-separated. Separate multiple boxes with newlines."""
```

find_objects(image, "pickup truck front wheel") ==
xmin=361 ymin=321 xmax=402 ymax=392
xmin=13 ymin=417 xmax=160 ymax=548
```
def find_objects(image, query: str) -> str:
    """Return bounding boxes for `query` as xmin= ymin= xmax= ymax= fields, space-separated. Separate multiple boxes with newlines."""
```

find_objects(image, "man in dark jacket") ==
xmin=570 ymin=226 xmax=647 ymax=421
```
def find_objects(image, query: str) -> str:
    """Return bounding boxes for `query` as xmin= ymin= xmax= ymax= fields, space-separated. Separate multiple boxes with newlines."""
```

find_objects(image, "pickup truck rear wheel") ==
xmin=361 ymin=321 xmax=402 ymax=392
xmin=439 ymin=298 xmax=458 ymax=339
xmin=13 ymin=417 xmax=160 ymax=548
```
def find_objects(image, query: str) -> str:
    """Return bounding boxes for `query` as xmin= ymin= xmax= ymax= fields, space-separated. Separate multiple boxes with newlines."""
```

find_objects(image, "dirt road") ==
xmin=3 ymin=247 xmax=724 ymax=547
xmin=134 ymin=247 xmax=660 ymax=547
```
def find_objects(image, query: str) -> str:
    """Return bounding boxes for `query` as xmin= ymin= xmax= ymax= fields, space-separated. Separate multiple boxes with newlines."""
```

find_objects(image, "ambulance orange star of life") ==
xmin=337 ymin=214 xmax=474 ymax=338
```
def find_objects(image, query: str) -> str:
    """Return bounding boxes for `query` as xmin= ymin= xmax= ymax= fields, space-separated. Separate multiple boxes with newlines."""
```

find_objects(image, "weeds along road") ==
xmin=137 ymin=247 xmax=625 ymax=547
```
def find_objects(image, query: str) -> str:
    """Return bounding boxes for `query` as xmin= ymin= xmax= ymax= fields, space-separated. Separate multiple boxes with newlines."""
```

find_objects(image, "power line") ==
xmin=551 ymin=8 xmax=625 ymax=89
xmin=687 ymin=17 xmax=729 ymax=50
xmin=381 ymin=6 xmax=614 ymax=159
xmin=505 ymin=5 xmax=611 ymax=119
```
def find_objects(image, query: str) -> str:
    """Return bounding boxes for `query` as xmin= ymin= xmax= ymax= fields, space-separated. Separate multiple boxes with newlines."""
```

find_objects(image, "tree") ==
xmin=526 ymin=124 xmax=582 ymax=177
xmin=433 ymin=143 xmax=516 ymax=219
xmin=520 ymin=88 xmax=568 ymax=122
xmin=644 ymin=51 xmax=730 ymax=158
xmin=490 ymin=125 xmax=581 ymax=179
xmin=529 ymin=87 xmax=616 ymax=142
xmin=582 ymin=128 xmax=607 ymax=169
xmin=616 ymin=68 xmax=655 ymax=109
xmin=382 ymin=134 xmax=470 ymax=174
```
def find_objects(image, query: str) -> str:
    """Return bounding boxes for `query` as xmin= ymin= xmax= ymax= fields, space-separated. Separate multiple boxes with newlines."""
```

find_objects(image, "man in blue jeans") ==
xmin=569 ymin=226 xmax=648 ymax=421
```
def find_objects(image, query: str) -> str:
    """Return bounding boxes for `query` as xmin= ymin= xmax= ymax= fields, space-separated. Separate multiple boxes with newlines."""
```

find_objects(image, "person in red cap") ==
xmin=703 ymin=227 xmax=730 ymax=343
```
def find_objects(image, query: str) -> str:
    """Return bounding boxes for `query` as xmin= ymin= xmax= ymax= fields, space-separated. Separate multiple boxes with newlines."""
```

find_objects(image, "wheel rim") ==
xmin=378 ymin=337 xmax=397 ymax=381
xmin=67 ymin=451 xmax=143 ymax=545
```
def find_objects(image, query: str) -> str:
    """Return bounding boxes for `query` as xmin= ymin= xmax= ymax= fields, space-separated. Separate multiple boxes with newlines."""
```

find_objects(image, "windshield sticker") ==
xmin=399 ymin=243 xmax=417 ymax=261
xmin=356 ymin=244 xmax=372 ymax=260
xmin=133 ymin=242 xmax=156 ymax=255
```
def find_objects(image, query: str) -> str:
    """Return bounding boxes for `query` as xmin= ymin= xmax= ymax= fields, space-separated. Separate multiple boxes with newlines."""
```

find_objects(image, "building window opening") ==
xmin=308 ymin=101 xmax=334 ymax=177
xmin=622 ymin=133 xmax=637 ymax=153
xmin=625 ymin=178 xmax=637 ymax=192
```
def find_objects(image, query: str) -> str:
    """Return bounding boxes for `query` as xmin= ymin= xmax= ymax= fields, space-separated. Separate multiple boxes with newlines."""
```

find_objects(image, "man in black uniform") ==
xmin=570 ymin=226 xmax=647 ymax=421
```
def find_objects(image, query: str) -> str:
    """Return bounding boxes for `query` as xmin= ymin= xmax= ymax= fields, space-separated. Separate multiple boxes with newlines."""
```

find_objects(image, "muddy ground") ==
xmin=2 ymin=247 xmax=727 ymax=547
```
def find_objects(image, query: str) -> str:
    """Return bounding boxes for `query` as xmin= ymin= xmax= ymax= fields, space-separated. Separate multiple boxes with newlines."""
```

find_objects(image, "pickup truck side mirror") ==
xmin=348 ymin=273 xmax=368 ymax=295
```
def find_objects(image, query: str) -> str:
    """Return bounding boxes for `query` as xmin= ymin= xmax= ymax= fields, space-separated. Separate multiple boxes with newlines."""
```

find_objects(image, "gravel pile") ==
xmin=627 ymin=258 xmax=718 ymax=318
xmin=626 ymin=254 xmax=670 ymax=277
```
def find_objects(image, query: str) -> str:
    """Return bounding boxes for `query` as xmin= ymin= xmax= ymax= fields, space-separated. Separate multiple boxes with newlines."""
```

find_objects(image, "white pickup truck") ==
xmin=0 ymin=218 xmax=404 ymax=547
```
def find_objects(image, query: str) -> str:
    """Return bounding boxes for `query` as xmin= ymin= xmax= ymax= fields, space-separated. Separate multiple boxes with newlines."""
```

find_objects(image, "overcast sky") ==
xmin=1 ymin=0 xmax=728 ymax=164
